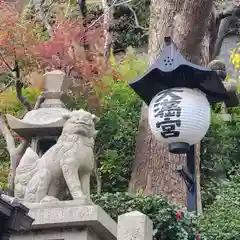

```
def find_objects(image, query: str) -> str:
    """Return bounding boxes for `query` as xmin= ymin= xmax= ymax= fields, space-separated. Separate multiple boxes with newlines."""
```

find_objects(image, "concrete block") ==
xmin=117 ymin=211 xmax=153 ymax=240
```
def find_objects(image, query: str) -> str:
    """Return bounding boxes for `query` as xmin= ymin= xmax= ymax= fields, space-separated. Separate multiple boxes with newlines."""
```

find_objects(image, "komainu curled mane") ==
xmin=14 ymin=109 xmax=99 ymax=203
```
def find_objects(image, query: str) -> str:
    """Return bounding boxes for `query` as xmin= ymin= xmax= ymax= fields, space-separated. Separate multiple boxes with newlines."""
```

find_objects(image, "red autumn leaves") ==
xmin=0 ymin=0 xmax=106 ymax=86
xmin=0 ymin=1 xmax=39 ymax=74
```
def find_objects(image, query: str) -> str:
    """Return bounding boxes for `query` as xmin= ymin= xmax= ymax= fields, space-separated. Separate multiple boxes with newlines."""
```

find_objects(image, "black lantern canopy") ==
xmin=128 ymin=36 xmax=234 ymax=214
xmin=0 ymin=189 xmax=34 ymax=240
xmin=129 ymin=37 xmax=229 ymax=106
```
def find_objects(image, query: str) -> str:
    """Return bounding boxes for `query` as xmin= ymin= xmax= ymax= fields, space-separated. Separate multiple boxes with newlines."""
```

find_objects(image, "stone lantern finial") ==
xmin=40 ymin=70 xmax=71 ymax=108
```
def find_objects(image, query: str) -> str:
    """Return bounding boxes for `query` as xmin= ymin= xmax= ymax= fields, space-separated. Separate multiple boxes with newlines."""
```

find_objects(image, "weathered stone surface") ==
xmin=10 ymin=204 xmax=117 ymax=240
xmin=41 ymin=70 xmax=70 ymax=109
xmin=12 ymin=228 xmax=101 ymax=240
xmin=117 ymin=211 xmax=153 ymax=240
xmin=6 ymin=70 xmax=71 ymax=138
xmin=14 ymin=109 xmax=99 ymax=203
xmin=6 ymin=108 xmax=70 ymax=138
xmin=42 ymin=70 xmax=70 ymax=93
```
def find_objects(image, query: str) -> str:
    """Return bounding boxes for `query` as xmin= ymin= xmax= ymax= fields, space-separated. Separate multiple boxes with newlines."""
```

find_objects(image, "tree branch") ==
xmin=102 ymin=0 xmax=114 ymax=59
xmin=208 ymin=6 xmax=219 ymax=61
xmin=0 ymin=49 xmax=32 ymax=112
xmin=213 ymin=5 xmax=240 ymax=59
xmin=94 ymin=144 xmax=105 ymax=195
xmin=0 ymin=112 xmax=29 ymax=196
xmin=83 ymin=0 xmax=118 ymax=33
xmin=0 ymin=54 xmax=14 ymax=72
xmin=0 ymin=85 xmax=44 ymax=195
xmin=114 ymin=0 xmax=132 ymax=7
xmin=125 ymin=4 xmax=148 ymax=31
xmin=173 ymin=0 xmax=214 ymax=64
xmin=34 ymin=0 xmax=53 ymax=37
xmin=0 ymin=79 xmax=15 ymax=94
xmin=14 ymin=61 xmax=32 ymax=111
xmin=78 ymin=0 xmax=87 ymax=18
xmin=0 ymin=113 xmax=15 ymax=153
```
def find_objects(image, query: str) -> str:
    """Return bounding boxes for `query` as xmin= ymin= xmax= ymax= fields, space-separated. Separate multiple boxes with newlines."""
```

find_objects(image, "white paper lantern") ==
xmin=148 ymin=87 xmax=211 ymax=146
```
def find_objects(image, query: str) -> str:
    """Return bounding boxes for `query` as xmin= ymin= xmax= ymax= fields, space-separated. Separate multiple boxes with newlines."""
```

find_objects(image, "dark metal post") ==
xmin=0 ymin=191 xmax=34 ymax=239
xmin=0 ymin=219 xmax=10 ymax=240
xmin=186 ymin=145 xmax=197 ymax=213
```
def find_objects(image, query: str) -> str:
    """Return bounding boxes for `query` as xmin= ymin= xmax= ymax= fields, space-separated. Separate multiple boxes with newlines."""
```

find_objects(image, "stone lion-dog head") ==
xmin=62 ymin=109 xmax=99 ymax=138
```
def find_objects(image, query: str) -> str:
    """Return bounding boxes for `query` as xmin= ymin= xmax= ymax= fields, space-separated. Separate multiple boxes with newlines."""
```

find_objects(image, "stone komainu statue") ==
xmin=14 ymin=109 xmax=99 ymax=203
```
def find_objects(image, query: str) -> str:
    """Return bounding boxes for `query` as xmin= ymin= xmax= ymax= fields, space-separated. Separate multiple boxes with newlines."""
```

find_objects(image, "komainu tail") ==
xmin=14 ymin=147 xmax=39 ymax=199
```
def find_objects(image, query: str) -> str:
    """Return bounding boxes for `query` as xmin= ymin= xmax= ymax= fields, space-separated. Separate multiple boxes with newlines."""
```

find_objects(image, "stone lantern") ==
xmin=6 ymin=70 xmax=71 ymax=157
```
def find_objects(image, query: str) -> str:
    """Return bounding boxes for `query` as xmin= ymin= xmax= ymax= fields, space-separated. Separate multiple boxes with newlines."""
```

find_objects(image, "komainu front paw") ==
xmin=40 ymin=196 xmax=60 ymax=203
xmin=73 ymin=194 xmax=87 ymax=200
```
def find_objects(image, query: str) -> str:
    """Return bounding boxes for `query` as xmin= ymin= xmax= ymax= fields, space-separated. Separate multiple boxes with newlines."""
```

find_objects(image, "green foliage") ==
xmin=84 ymin=0 xmax=150 ymax=50
xmin=93 ymin=50 xmax=146 ymax=192
xmin=199 ymin=107 xmax=240 ymax=238
xmin=0 ymin=87 xmax=40 ymax=116
xmin=69 ymin=49 xmax=147 ymax=193
xmin=0 ymin=50 xmax=146 ymax=194
xmin=113 ymin=0 xmax=150 ymax=50
xmin=32 ymin=24 xmax=50 ymax=41
xmin=201 ymin=112 xmax=240 ymax=207
xmin=93 ymin=192 xmax=199 ymax=240
xmin=0 ymin=135 xmax=9 ymax=190
xmin=199 ymin=178 xmax=240 ymax=240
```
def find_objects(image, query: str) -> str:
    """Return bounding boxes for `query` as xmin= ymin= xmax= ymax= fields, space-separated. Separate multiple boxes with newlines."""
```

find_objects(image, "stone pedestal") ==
xmin=10 ymin=202 xmax=117 ymax=240
xmin=117 ymin=211 xmax=153 ymax=240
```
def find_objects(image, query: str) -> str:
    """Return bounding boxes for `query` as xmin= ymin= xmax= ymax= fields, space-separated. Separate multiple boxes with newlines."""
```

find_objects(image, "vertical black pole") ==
xmin=186 ymin=145 xmax=197 ymax=214
xmin=2 ymin=232 xmax=10 ymax=240
xmin=0 ymin=219 xmax=10 ymax=240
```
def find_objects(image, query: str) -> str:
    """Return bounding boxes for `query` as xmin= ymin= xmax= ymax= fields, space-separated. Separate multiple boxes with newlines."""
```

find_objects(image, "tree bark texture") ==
xmin=102 ymin=0 xmax=114 ymax=59
xmin=129 ymin=0 xmax=214 ymax=207
xmin=0 ymin=114 xmax=29 ymax=196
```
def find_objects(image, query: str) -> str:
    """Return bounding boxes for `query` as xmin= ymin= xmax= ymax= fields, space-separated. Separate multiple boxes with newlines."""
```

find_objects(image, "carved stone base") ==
xmin=24 ymin=198 xmax=94 ymax=208
xmin=10 ymin=203 xmax=117 ymax=240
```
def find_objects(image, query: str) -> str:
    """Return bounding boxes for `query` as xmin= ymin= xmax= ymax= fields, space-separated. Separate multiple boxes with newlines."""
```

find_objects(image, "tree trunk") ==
xmin=129 ymin=0 xmax=214 ymax=208
xmin=102 ymin=0 xmax=114 ymax=59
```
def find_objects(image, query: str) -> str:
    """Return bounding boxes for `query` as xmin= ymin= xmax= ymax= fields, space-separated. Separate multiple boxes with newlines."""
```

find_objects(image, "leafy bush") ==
xmin=0 ymin=49 xmax=146 ymax=194
xmin=199 ymin=177 xmax=240 ymax=240
xmin=0 ymin=87 xmax=40 ymax=116
xmin=201 ymin=113 xmax=240 ymax=207
xmin=83 ymin=0 xmax=150 ymax=51
xmin=200 ymin=111 xmax=240 ymax=239
xmin=93 ymin=50 xmax=146 ymax=192
xmin=113 ymin=0 xmax=150 ymax=50
xmin=68 ymin=49 xmax=146 ymax=193
xmin=93 ymin=192 xmax=199 ymax=240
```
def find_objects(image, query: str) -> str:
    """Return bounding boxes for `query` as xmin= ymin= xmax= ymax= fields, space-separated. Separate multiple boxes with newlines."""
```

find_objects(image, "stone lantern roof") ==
xmin=6 ymin=70 xmax=71 ymax=139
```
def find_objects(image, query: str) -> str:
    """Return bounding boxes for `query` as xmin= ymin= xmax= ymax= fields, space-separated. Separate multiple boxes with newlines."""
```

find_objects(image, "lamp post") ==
xmin=128 ymin=36 xmax=231 ymax=214
xmin=0 ymin=188 xmax=34 ymax=240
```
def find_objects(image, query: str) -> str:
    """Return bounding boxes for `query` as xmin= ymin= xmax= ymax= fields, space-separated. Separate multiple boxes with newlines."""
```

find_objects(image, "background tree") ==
xmin=129 ymin=0 xmax=217 ymax=210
